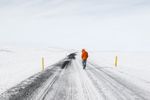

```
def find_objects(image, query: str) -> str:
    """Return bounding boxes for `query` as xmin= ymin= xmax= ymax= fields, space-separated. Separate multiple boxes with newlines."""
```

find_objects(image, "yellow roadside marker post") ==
xmin=42 ymin=57 xmax=45 ymax=71
xmin=115 ymin=56 xmax=118 ymax=67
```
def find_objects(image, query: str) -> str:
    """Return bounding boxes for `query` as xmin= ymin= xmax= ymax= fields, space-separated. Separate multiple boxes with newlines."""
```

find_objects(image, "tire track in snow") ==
xmin=33 ymin=68 xmax=65 ymax=100
xmin=85 ymin=61 xmax=150 ymax=100
xmin=74 ymin=60 xmax=103 ymax=100
xmin=0 ymin=65 xmax=62 ymax=100
xmin=43 ymin=60 xmax=79 ymax=100
xmin=31 ymin=53 xmax=79 ymax=100
xmin=86 ymin=66 xmax=131 ymax=100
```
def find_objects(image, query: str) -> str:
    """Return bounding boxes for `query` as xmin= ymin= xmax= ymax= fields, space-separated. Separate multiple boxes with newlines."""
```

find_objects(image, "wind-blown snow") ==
xmin=89 ymin=51 xmax=150 ymax=91
xmin=0 ymin=48 xmax=150 ymax=99
xmin=0 ymin=47 xmax=68 ymax=94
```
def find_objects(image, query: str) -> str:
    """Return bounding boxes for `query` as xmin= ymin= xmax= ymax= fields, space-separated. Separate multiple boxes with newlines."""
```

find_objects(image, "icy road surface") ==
xmin=0 ymin=53 xmax=150 ymax=100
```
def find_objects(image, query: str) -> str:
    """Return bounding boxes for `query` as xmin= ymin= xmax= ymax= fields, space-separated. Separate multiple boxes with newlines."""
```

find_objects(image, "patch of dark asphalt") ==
xmin=67 ymin=53 xmax=77 ymax=59
xmin=54 ymin=53 xmax=77 ymax=69
xmin=61 ymin=53 xmax=77 ymax=69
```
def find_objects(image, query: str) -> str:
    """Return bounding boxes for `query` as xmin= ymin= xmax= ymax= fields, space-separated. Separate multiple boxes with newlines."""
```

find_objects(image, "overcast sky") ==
xmin=0 ymin=0 xmax=150 ymax=51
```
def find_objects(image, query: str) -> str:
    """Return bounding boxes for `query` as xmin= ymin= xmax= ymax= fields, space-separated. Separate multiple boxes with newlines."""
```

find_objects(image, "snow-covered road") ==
xmin=1 ymin=53 xmax=150 ymax=100
xmin=85 ymin=62 xmax=150 ymax=100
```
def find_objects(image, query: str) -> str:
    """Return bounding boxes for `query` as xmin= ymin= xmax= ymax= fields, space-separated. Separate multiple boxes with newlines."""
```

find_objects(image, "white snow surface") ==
xmin=29 ymin=53 xmax=150 ymax=100
xmin=0 ymin=47 xmax=150 ymax=99
xmin=88 ymin=51 xmax=150 ymax=91
xmin=0 ymin=47 xmax=69 ymax=94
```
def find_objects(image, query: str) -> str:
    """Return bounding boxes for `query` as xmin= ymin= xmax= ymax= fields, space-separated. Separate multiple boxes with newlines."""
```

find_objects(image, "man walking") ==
xmin=81 ymin=49 xmax=88 ymax=69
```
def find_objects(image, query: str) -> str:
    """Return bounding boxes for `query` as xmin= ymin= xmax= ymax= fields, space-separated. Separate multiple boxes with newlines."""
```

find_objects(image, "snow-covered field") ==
xmin=0 ymin=47 xmax=68 ymax=94
xmin=89 ymin=51 xmax=150 ymax=92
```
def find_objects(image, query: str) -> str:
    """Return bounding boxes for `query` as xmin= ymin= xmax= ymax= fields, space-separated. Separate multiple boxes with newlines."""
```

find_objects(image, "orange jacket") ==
xmin=81 ymin=50 xmax=88 ymax=60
